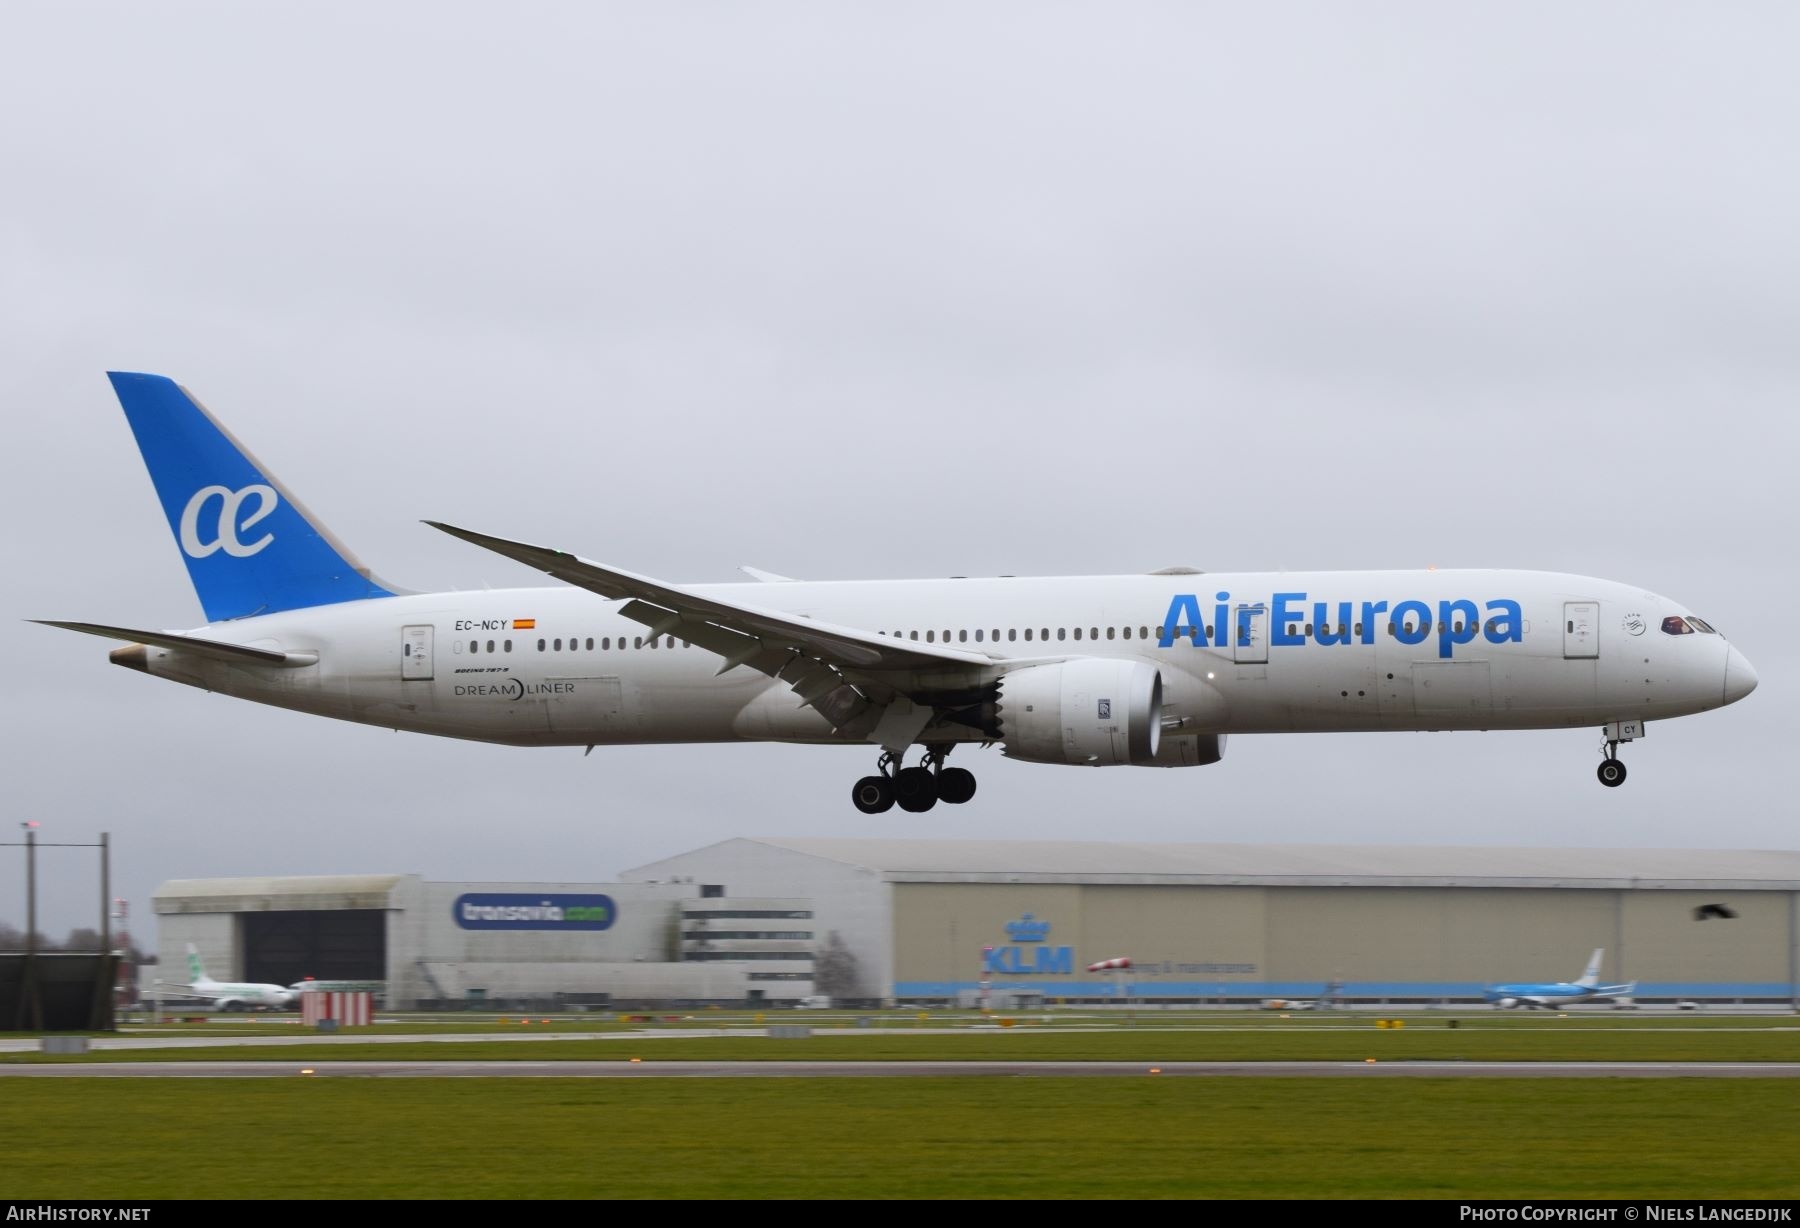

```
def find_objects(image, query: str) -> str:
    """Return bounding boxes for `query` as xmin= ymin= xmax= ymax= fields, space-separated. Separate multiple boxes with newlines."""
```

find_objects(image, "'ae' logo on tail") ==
xmin=179 ymin=484 xmax=279 ymax=558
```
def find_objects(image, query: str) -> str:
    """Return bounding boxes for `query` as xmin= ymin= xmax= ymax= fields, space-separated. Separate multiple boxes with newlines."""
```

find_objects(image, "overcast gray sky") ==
xmin=3 ymin=3 xmax=1794 ymax=936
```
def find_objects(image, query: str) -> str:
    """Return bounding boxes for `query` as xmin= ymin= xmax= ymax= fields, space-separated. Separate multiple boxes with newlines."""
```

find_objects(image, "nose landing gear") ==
xmin=850 ymin=745 xmax=978 ymax=814
xmin=1596 ymin=720 xmax=1643 ymax=788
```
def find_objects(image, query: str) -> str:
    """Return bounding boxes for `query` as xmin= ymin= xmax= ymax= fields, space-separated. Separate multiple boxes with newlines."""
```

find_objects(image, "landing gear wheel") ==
xmin=937 ymin=767 xmax=977 ymax=805
xmin=1596 ymin=759 xmax=1627 ymax=788
xmin=851 ymin=775 xmax=895 ymax=814
xmin=893 ymin=766 xmax=940 ymax=813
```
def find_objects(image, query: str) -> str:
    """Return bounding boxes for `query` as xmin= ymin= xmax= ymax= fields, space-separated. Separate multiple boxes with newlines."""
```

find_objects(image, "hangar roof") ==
xmin=154 ymin=874 xmax=410 ymax=913
xmin=664 ymin=839 xmax=1800 ymax=891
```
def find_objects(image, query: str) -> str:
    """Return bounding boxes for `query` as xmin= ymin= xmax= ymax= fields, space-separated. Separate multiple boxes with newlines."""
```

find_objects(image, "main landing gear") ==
xmin=1596 ymin=720 xmax=1643 ymax=788
xmin=851 ymin=745 xmax=977 ymax=814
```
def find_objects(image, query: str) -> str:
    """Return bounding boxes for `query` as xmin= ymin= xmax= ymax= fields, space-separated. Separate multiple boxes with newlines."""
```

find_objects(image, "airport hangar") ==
xmin=154 ymin=839 xmax=1800 ymax=1009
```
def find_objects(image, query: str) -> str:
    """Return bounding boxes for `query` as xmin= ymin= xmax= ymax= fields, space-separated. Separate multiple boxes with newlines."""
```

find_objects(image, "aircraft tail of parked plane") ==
xmin=156 ymin=943 xmax=295 ymax=1011
xmin=36 ymin=372 xmax=1760 ymax=812
xmin=106 ymin=372 xmax=400 ymax=623
xmin=1575 ymin=947 xmax=1604 ymax=990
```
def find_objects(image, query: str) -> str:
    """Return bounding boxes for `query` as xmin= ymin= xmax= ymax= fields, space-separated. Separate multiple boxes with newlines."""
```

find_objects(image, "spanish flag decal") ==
xmin=513 ymin=618 xmax=537 ymax=630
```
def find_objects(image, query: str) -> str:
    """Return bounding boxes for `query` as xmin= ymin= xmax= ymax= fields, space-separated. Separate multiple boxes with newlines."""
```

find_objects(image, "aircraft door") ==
xmin=1232 ymin=604 xmax=1268 ymax=664
xmin=401 ymin=625 xmax=434 ymax=680
xmin=1563 ymin=602 xmax=1599 ymax=660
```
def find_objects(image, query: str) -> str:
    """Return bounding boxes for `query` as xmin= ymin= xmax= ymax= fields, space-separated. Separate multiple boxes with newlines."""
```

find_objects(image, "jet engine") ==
xmin=997 ymin=659 xmax=1163 ymax=765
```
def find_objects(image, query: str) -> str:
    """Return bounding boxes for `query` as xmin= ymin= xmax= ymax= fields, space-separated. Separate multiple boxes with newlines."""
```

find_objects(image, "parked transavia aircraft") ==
xmin=38 ymin=374 xmax=1758 ymax=813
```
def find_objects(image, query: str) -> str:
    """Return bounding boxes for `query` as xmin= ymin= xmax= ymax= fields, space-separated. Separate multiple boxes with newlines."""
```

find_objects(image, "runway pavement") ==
xmin=6 ymin=1059 xmax=1800 ymax=1078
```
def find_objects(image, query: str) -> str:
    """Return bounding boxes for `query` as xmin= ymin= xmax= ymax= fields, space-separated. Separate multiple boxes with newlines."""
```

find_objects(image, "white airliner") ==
xmin=1484 ymin=949 xmax=1636 ymax=1010
xmin=39 ymin=374 xmax=1758 ymax=812
xmin=157 ymin=943 xmax=296 ymax=1011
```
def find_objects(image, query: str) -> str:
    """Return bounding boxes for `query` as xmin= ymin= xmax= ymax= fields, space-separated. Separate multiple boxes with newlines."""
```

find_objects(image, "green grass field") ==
xmin=3 ymin=1078 xmax=1796 ymax=1199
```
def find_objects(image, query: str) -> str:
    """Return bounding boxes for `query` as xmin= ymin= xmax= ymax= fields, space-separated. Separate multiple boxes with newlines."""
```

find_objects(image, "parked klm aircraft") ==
xmin=1484 ymin=949 xmax=1636 ymax=1009
xmin=157 ymin=943 xmax=296 ymax=1011
xmin=38 ymin=374 xmax=1758 ymax=812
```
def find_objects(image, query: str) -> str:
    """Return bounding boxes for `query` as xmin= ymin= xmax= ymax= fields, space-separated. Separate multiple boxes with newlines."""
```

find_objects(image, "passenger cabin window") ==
xmin=1073 ymin=628 xmax=1082 ymax=640
xmin=1661 ymin=616 xmax=1695 ymax=635
xmin=974 ymin=629 xmax=984 ymax=642
xmin=1057 ymin=628 xmax=1066 ymax=641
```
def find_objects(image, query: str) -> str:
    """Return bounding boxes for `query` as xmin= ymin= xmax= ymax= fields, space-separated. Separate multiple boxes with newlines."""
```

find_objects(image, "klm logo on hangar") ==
xmin=982 ymin=914 xmax=1074 ymax=975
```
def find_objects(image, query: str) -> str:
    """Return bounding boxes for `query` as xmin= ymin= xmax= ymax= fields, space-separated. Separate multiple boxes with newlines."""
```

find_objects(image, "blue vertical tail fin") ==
xmin=107 ymin=372 xmax=401 ymax=622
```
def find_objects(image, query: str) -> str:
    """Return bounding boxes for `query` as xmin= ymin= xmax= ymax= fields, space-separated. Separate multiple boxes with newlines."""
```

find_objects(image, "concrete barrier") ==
xmin=41 ymin=1036 xmax=90 ymax=1054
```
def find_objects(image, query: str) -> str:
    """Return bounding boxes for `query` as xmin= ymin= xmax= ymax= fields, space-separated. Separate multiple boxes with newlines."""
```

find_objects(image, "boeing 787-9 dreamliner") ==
xmin=37 ymin=374 xmax=1758 ymax=813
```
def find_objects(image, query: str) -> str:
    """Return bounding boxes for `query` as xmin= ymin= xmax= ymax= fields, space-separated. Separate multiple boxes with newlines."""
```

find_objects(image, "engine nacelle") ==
xmin=999 ymin=659 xmax=1162 ymax=765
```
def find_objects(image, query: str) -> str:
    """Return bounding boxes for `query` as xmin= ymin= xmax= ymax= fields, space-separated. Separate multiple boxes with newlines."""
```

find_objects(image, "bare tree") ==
xmin=62 ymin=927 xmax=104 ymax=952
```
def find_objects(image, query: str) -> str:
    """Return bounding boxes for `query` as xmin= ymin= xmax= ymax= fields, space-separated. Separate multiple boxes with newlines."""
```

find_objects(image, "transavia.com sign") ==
xmin=453 ymin=893 xmax=617 ymax=931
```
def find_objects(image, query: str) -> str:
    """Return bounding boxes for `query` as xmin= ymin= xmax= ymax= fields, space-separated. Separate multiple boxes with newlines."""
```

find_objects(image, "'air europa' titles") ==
xmin=1160 ymin=592 xmax=1524 ymax=660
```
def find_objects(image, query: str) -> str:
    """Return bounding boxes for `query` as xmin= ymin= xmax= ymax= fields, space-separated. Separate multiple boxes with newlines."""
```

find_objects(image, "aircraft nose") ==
xmin=1724 ymin=645 xmax=1759 ymax=704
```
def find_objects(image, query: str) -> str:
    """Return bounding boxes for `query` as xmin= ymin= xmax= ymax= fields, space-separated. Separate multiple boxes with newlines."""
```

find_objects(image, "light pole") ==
xmin=20 ymin=822 xmax=40 ymax=1031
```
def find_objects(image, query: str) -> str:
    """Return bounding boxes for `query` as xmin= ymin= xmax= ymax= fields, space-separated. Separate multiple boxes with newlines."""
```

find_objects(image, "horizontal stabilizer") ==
xmin=32 ymin=620 xmax=292 ymax=665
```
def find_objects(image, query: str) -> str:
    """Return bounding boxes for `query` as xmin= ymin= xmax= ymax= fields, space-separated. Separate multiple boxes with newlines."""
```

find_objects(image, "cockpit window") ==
xmin=1661 ymin=616 xmax=1694 ymax=635
xmin=1687 ymin=616 xmax=1717 ymax=634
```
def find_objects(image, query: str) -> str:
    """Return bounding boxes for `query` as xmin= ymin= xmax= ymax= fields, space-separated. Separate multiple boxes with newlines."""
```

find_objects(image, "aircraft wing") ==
xmin=427 ymin=522 xmax=1018 ymax=736
xmin=147 ymin=982 xmax=214 ymax=1001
